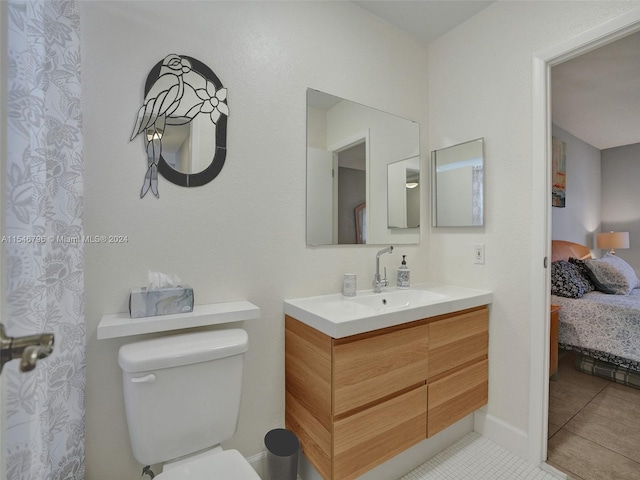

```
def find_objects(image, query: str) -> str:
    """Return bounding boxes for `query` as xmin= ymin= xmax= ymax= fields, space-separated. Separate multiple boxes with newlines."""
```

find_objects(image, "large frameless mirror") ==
xmin=431 ymin=138 xmax=484 ymax=227
xmin=306 ymin=89 xmax=420 ymax=245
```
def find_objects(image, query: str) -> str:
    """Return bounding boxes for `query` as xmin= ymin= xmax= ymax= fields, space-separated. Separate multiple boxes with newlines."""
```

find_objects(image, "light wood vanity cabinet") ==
xmin=426 ymin=308 xmax=490 ymax=437
xmin=285 ymin=305 xmax=488 ymax=480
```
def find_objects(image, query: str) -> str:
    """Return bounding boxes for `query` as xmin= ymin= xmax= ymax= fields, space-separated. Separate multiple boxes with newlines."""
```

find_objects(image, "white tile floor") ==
xmin=399 ymin=432 xmax=563 ymax=480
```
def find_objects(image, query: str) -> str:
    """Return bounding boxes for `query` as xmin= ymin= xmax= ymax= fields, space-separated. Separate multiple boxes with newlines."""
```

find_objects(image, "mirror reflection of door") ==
xmin=336 ymin=141 xmax=366 ymax=244
xmin=306 ymin=132 xmax=369 ymax=245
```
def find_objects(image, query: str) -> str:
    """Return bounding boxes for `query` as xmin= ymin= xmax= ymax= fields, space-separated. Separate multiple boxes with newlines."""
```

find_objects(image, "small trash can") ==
xmin=264 ymin=428 xmax=299 ymax=480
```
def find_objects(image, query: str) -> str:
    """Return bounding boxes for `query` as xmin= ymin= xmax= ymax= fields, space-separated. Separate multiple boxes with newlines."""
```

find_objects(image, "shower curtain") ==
xmin=5 ymin=1 xmax=85 ymax=478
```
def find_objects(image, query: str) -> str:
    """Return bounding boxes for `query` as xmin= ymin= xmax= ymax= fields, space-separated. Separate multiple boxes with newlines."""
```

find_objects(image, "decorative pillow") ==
xmin=551 ymin=260 xmax=590 ymax=298
xmin=568 ymin=258 xmax=595 ymax=292
xmin=601 ymin=253 xmax=640 ymax=288
xmin=582 ymin=254 xmax=639 ymax=295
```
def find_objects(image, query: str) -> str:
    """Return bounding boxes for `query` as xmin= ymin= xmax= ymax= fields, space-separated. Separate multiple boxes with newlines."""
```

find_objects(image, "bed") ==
xmin=550 ymin=240 xmax=640 ymax=388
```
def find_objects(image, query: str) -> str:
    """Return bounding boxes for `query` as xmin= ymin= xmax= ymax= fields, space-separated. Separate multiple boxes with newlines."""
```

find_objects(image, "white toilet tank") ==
xmin=118 ymin=329 xmax=248 ymax=466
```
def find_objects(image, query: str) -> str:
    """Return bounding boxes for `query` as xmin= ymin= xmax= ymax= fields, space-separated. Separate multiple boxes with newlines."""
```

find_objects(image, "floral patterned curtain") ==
xmin=5 ymin=1 xmax=85 ymax=478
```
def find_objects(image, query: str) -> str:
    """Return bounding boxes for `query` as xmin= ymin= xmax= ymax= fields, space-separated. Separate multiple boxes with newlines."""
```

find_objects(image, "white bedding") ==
xmin=551 ymin=289 xmax=640 ymax=371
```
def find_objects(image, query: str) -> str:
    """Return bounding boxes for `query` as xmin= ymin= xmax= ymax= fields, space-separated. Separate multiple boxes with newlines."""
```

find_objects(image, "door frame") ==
xmin=529 ymin=7 xmax=640 ymax=465
xmin=1 ymin=1 xmax=7 ymax=476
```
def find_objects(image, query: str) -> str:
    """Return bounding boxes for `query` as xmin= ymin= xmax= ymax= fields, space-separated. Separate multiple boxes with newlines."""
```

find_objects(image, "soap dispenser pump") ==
xmin=397 ymin=255 xmax=410 ymax=289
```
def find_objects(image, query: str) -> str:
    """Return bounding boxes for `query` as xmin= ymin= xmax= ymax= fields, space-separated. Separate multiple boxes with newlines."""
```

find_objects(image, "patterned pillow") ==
xmin=551 ymin=260 xmax=590 ymax=298
xmin=601 ymin=253 xmax=640 ymax=288
xmin=582 ymin=254 xmax=639 ymax=295
xmin=568 ymin=258 xmax=595 ymax=292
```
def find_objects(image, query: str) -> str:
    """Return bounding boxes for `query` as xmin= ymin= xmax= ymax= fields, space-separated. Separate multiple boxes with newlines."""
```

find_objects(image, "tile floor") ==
xmin=399 ymin=432 xmax=560 ymax=480
xmin=547 ymin=350 xmax=640 ymax=480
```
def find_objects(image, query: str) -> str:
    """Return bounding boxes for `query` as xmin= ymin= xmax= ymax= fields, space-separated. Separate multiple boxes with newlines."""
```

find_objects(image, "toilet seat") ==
xmin=155 ymin=449 xmax=260 ymax=480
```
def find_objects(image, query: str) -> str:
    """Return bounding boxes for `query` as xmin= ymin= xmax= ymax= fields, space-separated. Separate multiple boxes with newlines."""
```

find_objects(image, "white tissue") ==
xmin=147 ymin=270 xmax=182 ymax=291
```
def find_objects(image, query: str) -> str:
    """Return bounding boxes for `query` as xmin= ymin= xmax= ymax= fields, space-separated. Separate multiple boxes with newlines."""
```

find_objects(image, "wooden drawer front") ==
xmin=333 ymin=385 xmax=427 ymax=480
xmin=427 ymin=359 xmax=488 ymax=437
xmin=285 ymin=316 xmax=333 ymax=479
xmin=285 ymin=316 xmax=332 ymax=429
xmin=333 ymin=323 xmax=428 ymax=416
xmin=286 ymin=392 xmax=331 ymax=480
xmin=428 ymin=308 xmax=488 ymax=378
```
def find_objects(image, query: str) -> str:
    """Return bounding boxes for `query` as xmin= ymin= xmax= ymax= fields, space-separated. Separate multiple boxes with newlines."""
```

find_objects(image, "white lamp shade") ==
xmin=597 ymin=231 xmax=629 ymax=251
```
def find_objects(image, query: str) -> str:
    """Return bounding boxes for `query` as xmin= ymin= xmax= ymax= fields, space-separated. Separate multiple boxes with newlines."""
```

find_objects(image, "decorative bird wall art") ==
xmin=130 ymin=54 xmax=229 ymax=198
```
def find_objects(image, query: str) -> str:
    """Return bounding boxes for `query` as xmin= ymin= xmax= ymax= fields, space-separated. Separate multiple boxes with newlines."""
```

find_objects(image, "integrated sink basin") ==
xmin=284 ymin=282 xmax=492 ymax=338
xmin=347 ymin=288 xmax=446 ymax=310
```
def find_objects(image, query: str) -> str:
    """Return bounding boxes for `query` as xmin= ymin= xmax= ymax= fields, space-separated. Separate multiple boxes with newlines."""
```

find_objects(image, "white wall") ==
xmin=428 ymin=0 xmax=640 ymax=459
xmin=551 ymin=124 xmax=602 ymax=249
xmin=81 ymin=2 xmax=428 ymax=478
xmin=602 ymin=142 xmax=640 ymax=268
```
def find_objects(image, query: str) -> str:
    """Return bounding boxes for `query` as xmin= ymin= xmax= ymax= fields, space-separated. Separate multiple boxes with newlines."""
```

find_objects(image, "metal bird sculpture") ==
xmin=130 ymin=54 xmax=229 ymax=198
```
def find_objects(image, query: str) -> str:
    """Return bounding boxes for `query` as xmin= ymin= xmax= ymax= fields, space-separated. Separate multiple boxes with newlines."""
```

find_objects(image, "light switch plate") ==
xmin=474 ymin=244 xmax=485 ymax=264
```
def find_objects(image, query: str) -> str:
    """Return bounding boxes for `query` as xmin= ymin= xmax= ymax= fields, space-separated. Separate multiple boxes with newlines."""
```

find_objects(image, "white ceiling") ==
xmin=552 ymin=31 xmax=640 ymax=150
xmin=354 ymin=1 xmax=640 ymax=151
xmin=354 ymin=0 xmax=495 ymax=44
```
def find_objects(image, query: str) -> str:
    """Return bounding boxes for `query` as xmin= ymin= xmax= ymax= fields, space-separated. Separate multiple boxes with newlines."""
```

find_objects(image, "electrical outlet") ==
xmin=474 ymin=244 xmax=485 ymax=264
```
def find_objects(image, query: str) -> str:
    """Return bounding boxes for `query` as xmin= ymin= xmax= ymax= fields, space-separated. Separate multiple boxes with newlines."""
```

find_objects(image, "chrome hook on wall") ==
xmin=0 ymin=323 xmax=54 ymax=374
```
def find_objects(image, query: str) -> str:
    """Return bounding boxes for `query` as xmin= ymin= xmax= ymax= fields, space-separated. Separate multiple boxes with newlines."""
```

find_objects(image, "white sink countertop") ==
xmin=284 ymin=283 xmax=492 ymax=338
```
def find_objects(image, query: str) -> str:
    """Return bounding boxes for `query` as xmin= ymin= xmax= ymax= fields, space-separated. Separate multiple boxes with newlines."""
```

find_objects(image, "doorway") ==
xmin=336 ymin=140 xmax=366 ymax=244
xmin=530 ymin=7 xmax=640 ymax=468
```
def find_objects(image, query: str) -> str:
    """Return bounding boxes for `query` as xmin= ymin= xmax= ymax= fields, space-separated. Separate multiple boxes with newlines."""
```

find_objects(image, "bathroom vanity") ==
xmin=284 ymin=284 xmax=491 ymax=480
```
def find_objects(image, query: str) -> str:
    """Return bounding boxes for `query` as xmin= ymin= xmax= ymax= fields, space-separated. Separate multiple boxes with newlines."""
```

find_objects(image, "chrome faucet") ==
xmin=373 ymin=246 xmax=394 ymax=293
xmin=0 ymin=323 xmax=54 ymax=374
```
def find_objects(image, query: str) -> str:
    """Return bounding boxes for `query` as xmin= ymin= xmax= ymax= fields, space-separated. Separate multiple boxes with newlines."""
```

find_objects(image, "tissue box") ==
xmin=129 ymin=286 xmax=194 ymax=318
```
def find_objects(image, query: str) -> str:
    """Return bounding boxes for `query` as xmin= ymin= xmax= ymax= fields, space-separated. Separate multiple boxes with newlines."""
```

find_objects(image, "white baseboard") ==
xmin=474 ymin=410 xmax=529 ymax=460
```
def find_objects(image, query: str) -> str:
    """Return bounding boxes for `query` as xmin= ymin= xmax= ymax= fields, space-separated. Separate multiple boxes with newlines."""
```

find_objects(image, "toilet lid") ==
xmin=155 ymin=449 xmax=261 ymax=480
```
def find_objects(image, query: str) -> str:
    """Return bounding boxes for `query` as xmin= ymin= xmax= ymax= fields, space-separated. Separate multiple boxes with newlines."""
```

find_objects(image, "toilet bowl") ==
xmin=118 ymin=329 xmax=260 ymax=479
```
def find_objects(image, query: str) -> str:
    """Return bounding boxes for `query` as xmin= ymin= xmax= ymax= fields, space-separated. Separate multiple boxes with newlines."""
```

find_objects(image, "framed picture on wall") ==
xmin=552 ymin=136 xmax=566 ymax=207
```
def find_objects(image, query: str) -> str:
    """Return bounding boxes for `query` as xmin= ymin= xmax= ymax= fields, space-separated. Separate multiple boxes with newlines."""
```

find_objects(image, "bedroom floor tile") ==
xmin=548 ymin=422 xmax=562 ymax=439
xmin=545 ymin=460 xmax=586 ymax=480
xmin=548 ymin=350 xmax=640 ymax=479
xmin=554 ymin=355 xmax=610 ymax=391
xmin=547 ymin=395 xmax=584 ymax=427
xmin=583 ymin=387 xmax=640 ymax=429
xmin=605 ymin=379 xmax=640 ymax=403
xmin=565 ymin=410 xmax=640 ymax=463
xmin=547 ymin=429 xmax=640 ymax=480
xmin=548 ymin=377 xmax=601 ymax=426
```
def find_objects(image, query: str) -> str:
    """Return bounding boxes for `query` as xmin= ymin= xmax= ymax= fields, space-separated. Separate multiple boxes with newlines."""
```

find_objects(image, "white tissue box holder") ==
xmin=129 ymin=286 xmax=194 ymax=319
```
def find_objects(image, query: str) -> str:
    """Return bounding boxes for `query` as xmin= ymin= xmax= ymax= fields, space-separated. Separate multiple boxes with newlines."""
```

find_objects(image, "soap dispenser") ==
xmin=397 ymin=255 xmax=410 ymax=289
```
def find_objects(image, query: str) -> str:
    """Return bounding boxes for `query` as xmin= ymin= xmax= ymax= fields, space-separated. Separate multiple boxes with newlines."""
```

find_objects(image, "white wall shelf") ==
xmin=97 ymin=301 xmax=260 ymax=340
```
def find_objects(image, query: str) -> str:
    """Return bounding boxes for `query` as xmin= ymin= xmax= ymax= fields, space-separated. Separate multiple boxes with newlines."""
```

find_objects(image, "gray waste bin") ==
xmin=265 ymin=428 xmax=299 ymax=480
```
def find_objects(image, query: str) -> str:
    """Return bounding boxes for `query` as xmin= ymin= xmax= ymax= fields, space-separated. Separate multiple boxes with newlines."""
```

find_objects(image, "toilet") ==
xmin=118 ymin=328 xmax=261 ymax=479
